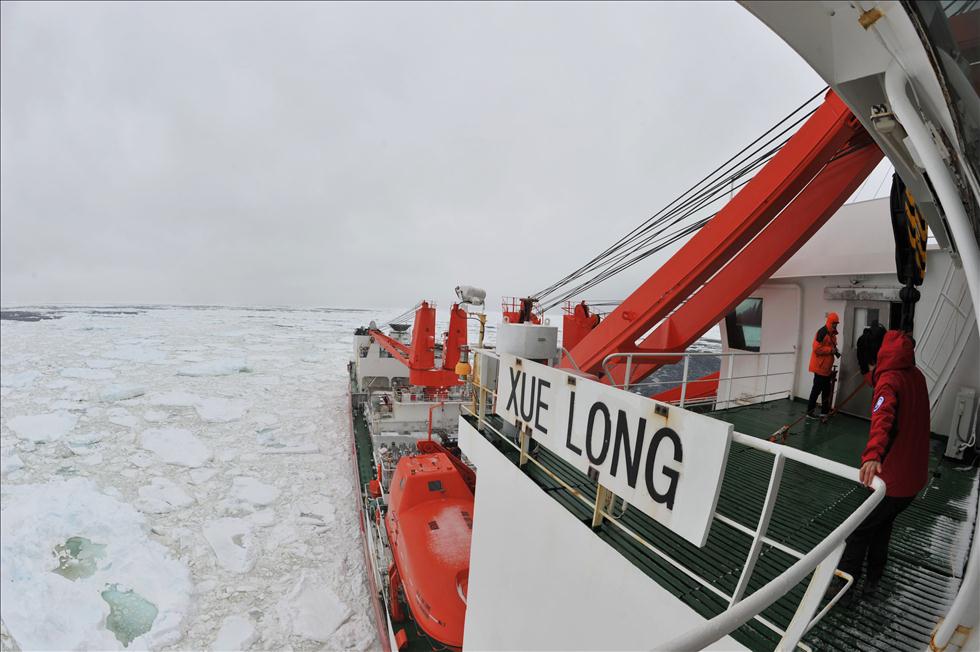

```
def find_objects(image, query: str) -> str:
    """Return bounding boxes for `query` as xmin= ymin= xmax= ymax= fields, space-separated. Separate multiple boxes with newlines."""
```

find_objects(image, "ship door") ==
xmin=838 ymin=301 xmax=901 ymax=418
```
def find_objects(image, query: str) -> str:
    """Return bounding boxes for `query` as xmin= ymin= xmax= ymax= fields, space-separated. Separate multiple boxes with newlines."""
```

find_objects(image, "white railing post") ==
xmin=762 ymin=352 xmax=771 ymax=404
xmin=680 ymin=355 xmax=690 ymax=408
xmin=624 ymin=355 xmax=633 ymax=392
xmin=730 ymin=453 xmax=784 ymax=605
xmin=777 ymin=543 xmax=846 ymax=650
xmin=726 ymin=353 xmax=734 ymax=408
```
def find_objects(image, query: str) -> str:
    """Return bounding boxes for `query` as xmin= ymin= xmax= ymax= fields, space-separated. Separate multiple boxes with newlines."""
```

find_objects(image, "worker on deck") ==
xmin=806 ymin=312 xmax=841 ymax=419
xmin=839 ymin=330 xmax=930 ymax=597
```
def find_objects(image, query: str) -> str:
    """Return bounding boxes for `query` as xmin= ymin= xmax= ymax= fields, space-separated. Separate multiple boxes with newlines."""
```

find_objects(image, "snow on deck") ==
xmin=0 ymin=307 xmax=377 ymax=651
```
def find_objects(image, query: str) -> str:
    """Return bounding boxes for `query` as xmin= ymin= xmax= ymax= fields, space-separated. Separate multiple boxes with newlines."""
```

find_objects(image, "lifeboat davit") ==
xmin=385 ymin=449 xmax=474 ymax=649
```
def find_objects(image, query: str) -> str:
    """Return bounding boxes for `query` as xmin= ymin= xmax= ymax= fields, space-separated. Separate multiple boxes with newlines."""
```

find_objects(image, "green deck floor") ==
xmin=468 ymin=397 xmax=978 ymax=651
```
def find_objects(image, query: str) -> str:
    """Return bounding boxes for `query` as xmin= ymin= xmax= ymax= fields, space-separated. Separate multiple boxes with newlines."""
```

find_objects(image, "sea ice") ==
xmin=177 ymin=358 xmax=251 ymax=377
xmin=189 ymin=467 xmax=219 ymax=485
xmin=61 ymin=367 xmax=116 ymax=380
xmin=293 ymin=495 xmax=336 ymax=526
xmin=276 ymin=571 xmax=352 ymax=642
xmin=148 ymin=391 xmax=201 ymax=407
xmin=0 ymin=479 xmax=191 ymax=650
xmin=202 ymin=517 xmax=256 ymax=573
xmin=1 ymin=451 xmax=25 ymax=475
xmin=67 ymin=431 xmax=106 ymax=447
xmin=249 ymin=509 xmax=277 ymax=527
xmin=143 ymin=409 xmax=168 ymax=422
xmin=8 ymin=412 xmax=78 ymax=442
xmin=137 ymin=477 xmax=195 ymax=514
xmin=77 ymin=452 xmax=105 ymax=466
xmin=100 ymin=384 xmax=147 ymax=402
xmin=0 ymin=370 xmax=39 ymax=388
xmin=212 ymin=614 xmax=257 ymax=651
xmin=46 ymin=378 xmax=81 ymax=390
xmin=1 ymin=306 xmax=378 ymax=650
xmin=86 ymin=358 xmax=120 ymax=369
xmin=105 ymin=345 xmax=168 ymax=363
xmin=195 ymin=397 xmax=250 ymax=423
xmin=140 ymin=428 xmax=212 ymax=467
xmin=231 ymin=476 xmax=280 ymax=506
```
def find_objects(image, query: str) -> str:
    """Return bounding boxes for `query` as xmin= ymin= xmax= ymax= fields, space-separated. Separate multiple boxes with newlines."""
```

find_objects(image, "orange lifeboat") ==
xmin=385 ymin=451 xmax=474 ymax=649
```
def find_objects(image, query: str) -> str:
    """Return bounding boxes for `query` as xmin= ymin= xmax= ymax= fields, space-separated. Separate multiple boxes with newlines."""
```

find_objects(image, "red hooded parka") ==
xmin=861 ymin=330 xmax=931 ymax=497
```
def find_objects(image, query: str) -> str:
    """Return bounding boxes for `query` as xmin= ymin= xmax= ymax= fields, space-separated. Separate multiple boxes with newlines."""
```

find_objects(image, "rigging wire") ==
xmin=537 ymin=136 xmax=787 ymax=312
xmin=538 ymin=132 xmax=877 ymax=313
xmin=531 ymin=87 xmax=829 ymax=308
xmin=381 ymin=302 xmax=422 ymax=328
xmin=532 ymin=88 xmax=826 ymax=301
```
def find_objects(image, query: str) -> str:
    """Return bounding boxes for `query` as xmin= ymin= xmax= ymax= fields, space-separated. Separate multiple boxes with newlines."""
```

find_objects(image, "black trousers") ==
xmin=807 ymin=373 xmax=833 ymax=414
xmin=839 ymin=495 xmax=914 ymax=586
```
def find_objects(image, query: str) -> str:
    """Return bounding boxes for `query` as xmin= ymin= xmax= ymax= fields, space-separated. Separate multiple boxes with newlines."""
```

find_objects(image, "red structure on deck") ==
xmin=563 ymin=91 xmax=883 ymax=386
xmin=370 ymin=301 xmax=467 ymax=388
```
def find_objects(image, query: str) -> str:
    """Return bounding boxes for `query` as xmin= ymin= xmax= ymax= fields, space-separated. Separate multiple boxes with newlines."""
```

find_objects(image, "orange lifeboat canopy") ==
xmin=385 ymin=452 xmax=474 ymax=649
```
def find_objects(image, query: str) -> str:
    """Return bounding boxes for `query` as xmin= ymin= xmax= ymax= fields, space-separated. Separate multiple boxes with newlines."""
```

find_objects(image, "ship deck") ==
xmin=352 ymin=403 xmax=442 ymax=652
xmin=465 ymin=398 xmax=978 ymax=651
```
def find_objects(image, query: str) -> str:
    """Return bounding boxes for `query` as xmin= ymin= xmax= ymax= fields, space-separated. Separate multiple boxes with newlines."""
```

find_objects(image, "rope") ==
xmin=768 ymin=371 xmax=865 ymax=444
xmin=381 ymin=302 xmax=422 ymax=328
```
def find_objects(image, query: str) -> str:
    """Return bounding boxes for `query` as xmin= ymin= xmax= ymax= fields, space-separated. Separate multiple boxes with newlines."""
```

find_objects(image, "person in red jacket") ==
xmin=806 ymin=312 xmax=841 ymax=419
xmin=838 ymin=330 xmax=931 ymax=596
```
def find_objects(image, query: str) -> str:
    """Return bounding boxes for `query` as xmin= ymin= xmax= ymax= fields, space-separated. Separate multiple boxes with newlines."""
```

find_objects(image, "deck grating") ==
xmin=469 ymin=396 xmax=978 ymax=651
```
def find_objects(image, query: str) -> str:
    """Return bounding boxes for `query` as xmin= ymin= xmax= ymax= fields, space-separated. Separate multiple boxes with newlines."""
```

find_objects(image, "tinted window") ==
xmin=725 ymin=298 xmax=763 ymax=352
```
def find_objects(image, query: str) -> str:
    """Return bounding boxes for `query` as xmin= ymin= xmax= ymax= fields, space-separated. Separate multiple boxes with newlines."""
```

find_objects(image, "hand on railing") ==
xmin=858 ymin=460 xmax=882 ymax=487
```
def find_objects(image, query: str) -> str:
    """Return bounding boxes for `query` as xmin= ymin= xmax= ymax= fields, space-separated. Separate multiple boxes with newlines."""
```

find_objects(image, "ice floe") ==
xmin=140 ymin=428 xmax=212 ymax=467
xmin=8 ymin=412 xmax=78 ymax=442
xmin=137 ymin=478 xmax=195 ymax=514
xmin=100 ymin=384 xmax=147 ymax=402
xmin=62 ymin=367 xmax=116 ymax=380
xmin=212 ymin=614 xmax=257 ymax=651
xmin=177 ymin=358 xmax=251 ymax=377
xmin=202 ymin=517 xmax=256 ymax=573
xmin=230 ymin=476 xmax=280 ymax=506
xmin=1 ymin=451 xmax=25 ymax=475
xmin=0 ymin=479 xmax=191 ymax=650
xmin=0 ymin=370 xmax=39 ymax=388
xmin=104 ymin=345 xmax=168 ymax=363
xmin=147 ymin=391 xmax=201 ymax=407
xmin=276 ymin=571 xmax=352 ymax=642
xmin=108 ymin=407 xmax=141 ymax=428
xmin=195 ymin=397 xmax=249 ymax=423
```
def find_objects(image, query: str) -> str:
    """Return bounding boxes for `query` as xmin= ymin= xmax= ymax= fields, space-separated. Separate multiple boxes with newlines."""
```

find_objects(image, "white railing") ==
xmin=601 ymin=349 xmax=797 ymax=409
xmin=467 ymin=349 xmax=885 ymax=651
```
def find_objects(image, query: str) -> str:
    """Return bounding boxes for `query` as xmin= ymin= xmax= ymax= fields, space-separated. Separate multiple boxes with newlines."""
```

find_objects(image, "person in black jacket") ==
xmin=856 ymin=320 xmax=887 ymax=385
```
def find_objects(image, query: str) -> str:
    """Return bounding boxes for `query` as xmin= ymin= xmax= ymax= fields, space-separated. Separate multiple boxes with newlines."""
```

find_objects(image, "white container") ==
xmin=496 ymin=322 xmax=558 ymax=362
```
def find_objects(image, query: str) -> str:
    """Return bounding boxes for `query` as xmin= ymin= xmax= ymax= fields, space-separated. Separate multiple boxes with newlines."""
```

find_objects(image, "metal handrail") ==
xmin=467 ymin=349 xmax=885 ymax=651
xmin=602 ymin=349 xmax=797 ymax=408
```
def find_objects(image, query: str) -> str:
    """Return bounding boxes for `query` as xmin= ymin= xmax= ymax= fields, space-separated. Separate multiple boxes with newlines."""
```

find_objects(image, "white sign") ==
xmin=495 ymin=354 xmax=731 ymax=547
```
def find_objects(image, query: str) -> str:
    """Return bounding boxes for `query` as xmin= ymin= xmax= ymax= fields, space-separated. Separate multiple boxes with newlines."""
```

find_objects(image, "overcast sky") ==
xmin=1 ymin=1 xmax=825 ymax=312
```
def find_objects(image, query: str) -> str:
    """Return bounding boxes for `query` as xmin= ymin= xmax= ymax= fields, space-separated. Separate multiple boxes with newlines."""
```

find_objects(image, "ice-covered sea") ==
xmin=0 ymin=306 xmax=380 ymax=651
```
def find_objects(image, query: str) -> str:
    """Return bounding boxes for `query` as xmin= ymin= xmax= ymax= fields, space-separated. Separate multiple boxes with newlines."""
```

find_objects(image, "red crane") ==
xmin=370 ymin=301 xmax=468 ymax=388
xmin=562 ymin=90 xmax=883 ymax=386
